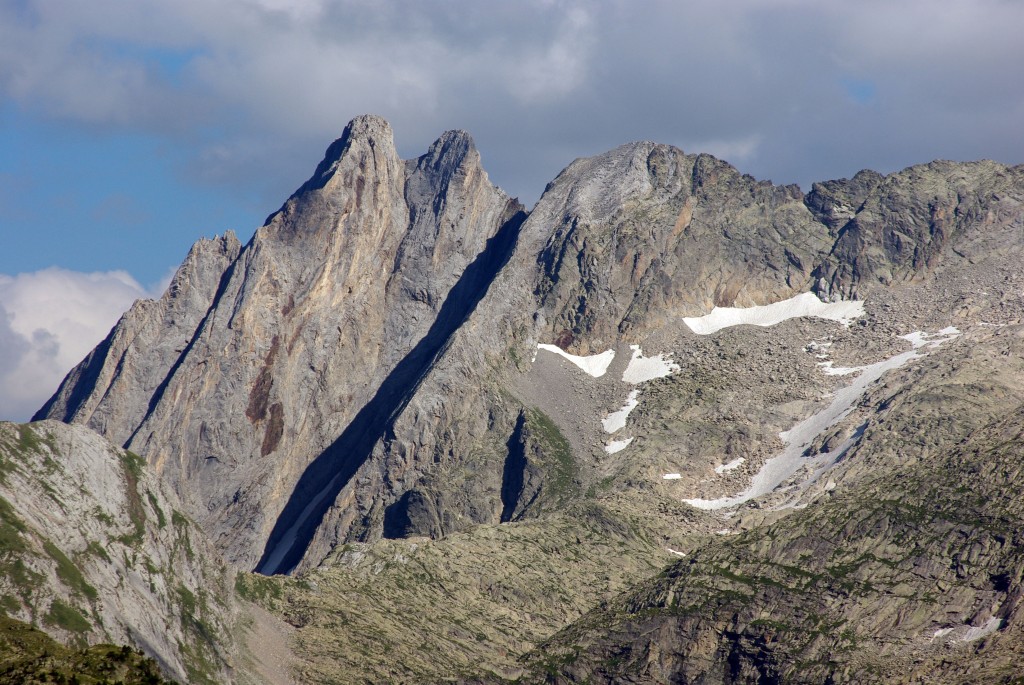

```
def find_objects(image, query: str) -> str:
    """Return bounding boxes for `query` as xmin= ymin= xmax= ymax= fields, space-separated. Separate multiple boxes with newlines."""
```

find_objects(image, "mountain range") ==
xmin=2 ymin=114 xmax=1023 ymax=683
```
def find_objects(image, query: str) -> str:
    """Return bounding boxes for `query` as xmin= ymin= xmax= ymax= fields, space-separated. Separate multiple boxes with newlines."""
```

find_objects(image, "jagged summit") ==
xmin=410 ymin=128 xmax=480 ymax=187
xmin=288 ymin=114 xmax=397 ymax=200
xmin=37 ymin=116 xmax=524 ymax=570
xmin=37 ymin=115 xmax=1024 ymax=574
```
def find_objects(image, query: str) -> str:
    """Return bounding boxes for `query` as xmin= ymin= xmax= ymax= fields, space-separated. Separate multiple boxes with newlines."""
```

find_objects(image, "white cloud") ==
xmin=506 ymin=6 xmax=594 ymax=104
xmin=0 ymin=268 xmax=157 ymax=422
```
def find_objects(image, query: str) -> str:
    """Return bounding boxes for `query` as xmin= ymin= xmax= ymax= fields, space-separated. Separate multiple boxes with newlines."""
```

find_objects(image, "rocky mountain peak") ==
xmin=164 ymin=230 xmax=241 ymax=297
xmin=406 ymin=129 xmax=482 ymax=200
xmin=18 ymin=114 xmax=1024 ymax=683
xmin=421 ymin=128 xmax=476 ymax=166
xmin=289 ymin=113 xmax=399 ymax=200
xmin=37 ymin=115 xmax=524 ymax=571
xmin=542 ymin=141 xmax=664 ymax=224
xmin=804 ymin=168 xmax=886 ymax=233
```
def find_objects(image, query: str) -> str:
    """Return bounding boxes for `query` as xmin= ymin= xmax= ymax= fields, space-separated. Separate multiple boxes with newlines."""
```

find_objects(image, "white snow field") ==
xmin=536 ymin=344 xmax=615 ymax=377
xmin=602 ymin=389 xmax=640 ymax=433
xmin=604 ymin=437 xmax=635 ymax=454
xmin=684 ymin=326 xmax=960 ymax=510
xmin=622 ymin=345 xmax=680 ymax=383
xmin=817 ymin=361 xmax=861 ymax=376
xmin=933 ymin=617 xmax=1003 ymax=643
xmin=662 ymin=473 xmax=682 ymax=480
xmin=715 ymin=457 xmax=745 ymax=474
xmin=682 ymin=292 xmax=865 ymax=335
xmin=595 ymin=346 xmax=679 ymax=455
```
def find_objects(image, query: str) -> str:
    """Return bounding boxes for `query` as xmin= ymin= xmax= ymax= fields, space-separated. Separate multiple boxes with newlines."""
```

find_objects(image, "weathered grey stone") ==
xmin=0 ymin=420 xmax=237 ymax=682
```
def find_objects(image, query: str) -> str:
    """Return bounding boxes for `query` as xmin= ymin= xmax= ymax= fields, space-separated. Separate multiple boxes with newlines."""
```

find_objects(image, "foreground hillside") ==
xmin=17 ymin=115 xmax=1024 ymax=682
xmin=0 ymin=420 xmax=237 ymax=681
xmin=0 ymin=421 xmax=295 ymax=684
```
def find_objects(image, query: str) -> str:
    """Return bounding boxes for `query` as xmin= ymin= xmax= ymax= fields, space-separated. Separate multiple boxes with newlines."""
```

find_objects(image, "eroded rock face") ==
xmin=37 ymin=232 xmax=243 ymax=448
xmin=339 ymin=146 xmax=1023 ymax=572
xmin=524 ymin=146 xmax=830 ymax=352
xmin=314 ymin=146 xmax=833 ymax=562
xmin=0 ymin=420 xmax=236 ymax=683
xmin=812 ymin=160 xmax=1024 ymax=299
xmin=28 ymin=115 xmax=1024 ymax=683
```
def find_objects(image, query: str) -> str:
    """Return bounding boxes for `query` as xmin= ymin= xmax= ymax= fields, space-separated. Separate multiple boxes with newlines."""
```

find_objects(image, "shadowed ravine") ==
xmin=256 ymin=209 xmax=527 ymax=575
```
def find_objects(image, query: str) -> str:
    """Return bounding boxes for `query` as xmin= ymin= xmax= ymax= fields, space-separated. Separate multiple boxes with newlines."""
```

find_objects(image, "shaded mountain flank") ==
xmin=26 ymin=115 xmax=1024 ymax=682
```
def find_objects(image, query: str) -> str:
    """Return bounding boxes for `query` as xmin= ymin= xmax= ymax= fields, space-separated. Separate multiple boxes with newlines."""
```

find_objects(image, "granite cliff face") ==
xmin=39 ymin=115 xmax=525 ymax=572
xmin=810 ymin=160 xmax=1024 ymax=300
xmin=30 ymin=116 xmax=1024 ymax=682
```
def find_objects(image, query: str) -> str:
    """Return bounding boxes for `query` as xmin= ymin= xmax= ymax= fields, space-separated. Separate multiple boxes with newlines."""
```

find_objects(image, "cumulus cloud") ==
xmin=0 ymin=268 xmax=160 ymax=422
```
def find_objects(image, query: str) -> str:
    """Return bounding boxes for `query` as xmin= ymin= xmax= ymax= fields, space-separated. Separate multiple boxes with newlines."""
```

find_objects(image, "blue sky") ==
xmin=2 ymin=0 xmax=1023 ymax=419
xmin=0 ymin=105 xmax=264 ymax=284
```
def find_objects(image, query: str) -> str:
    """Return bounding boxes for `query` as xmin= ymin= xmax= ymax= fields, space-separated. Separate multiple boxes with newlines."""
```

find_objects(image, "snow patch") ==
xmin=932 ymin=617 xmax=1002 ymax=643
xmin=684 ymin=327 xmax=960 ymax=510
xmin=715 ymin=457 xmax=745 ymax=474
xmin=901 ymin=331 xmax=931 ymax=349
xmin=662 ymin=473 xmax=682 ymax=480
xmin=602 ymin=390 xmax=640 ymax=433
xmin=666 ymin=548 xmax=687 ymax=557
xmin=683 ymin=292 xmax=865 ymax=335
xmin=604 ymin=437 xmax=634 ymax=454
xmin=622 ymin=345 xmax=680 ymax=383
xmin=902 ymin=327 xmax=960 ymax=350
xmin=817 ymin=361 xmax=860 ymax=376
xmin=536 ymin=344 xmax=615 ymax=377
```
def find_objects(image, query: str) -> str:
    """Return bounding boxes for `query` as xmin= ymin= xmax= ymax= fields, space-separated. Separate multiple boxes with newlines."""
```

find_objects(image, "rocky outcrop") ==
xmin=36 ymin=232 xmax=242 ymax=447
xmin=811 ymin=160 xmax=1024 ymax=299
xmin=0 ymin=420 xmax=236 ymax=683
xmin=524 ymin=146 xmax=831 ymax=351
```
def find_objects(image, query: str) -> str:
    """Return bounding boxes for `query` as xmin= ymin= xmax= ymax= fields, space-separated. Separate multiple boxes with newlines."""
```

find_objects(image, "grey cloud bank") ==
xmin=3 ymin=0 xmax=1021 ymax=205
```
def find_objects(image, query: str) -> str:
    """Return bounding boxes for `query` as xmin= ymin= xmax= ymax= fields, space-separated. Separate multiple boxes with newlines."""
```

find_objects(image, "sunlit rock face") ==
xmin=38 ymin=115 xmax=525 ymax=571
